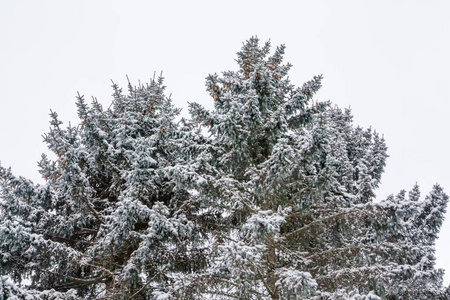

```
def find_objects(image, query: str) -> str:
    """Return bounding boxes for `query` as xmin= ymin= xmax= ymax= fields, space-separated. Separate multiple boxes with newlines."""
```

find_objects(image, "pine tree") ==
xmin=0 ymin=77 xmax=205 ymax=299
xmin=187 ymin=37 xmax=449 ymax=299
xmin=0 ymin=38 xmax=448 ymax=299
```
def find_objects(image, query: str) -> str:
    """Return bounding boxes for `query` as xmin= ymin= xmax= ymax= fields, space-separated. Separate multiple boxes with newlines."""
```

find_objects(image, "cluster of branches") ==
xmin=0 ymin=37 xmax=448 ymax=299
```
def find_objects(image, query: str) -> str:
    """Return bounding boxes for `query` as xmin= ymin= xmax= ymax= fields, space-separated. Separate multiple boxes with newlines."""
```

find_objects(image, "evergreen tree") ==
xmin=0 ymin=77 xmax=203 ymax=299
xmin=0 ymin=37 xmax=448 ymax=299
xmin=187 ymin=37 xmax=449 ymax=299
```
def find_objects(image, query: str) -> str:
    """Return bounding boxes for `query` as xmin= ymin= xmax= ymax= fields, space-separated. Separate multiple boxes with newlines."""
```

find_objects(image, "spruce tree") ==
xmin=0 ymin=77 xmax=203 ymax=299
xmin=187 ymin=37 xmax=449 ymax=299
xmin=0 ymin=38 xmax=448 ymax=299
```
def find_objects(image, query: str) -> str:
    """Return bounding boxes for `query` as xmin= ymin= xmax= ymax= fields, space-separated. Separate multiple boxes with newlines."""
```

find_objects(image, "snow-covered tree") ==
xmin=187 ymin=37 xmax=449 ymax=299
xmin=0 ymin=77 xmax=205 ymax=299
xmin=0 ymin=37 xmax=448 ymax=299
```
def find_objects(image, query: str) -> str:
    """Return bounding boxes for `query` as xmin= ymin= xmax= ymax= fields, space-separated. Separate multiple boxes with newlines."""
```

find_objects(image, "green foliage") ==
xmin=0 ymin=37 xmax=448 ymax=299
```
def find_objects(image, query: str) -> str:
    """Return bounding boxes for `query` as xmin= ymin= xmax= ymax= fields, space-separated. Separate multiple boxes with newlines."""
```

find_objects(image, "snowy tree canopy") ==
xmin=0 ymin=37 xmax=448 ymax=299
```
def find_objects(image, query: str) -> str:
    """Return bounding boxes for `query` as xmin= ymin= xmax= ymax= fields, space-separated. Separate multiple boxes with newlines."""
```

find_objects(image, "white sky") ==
xmin=1 ymin=0 xmax=449 ymax=285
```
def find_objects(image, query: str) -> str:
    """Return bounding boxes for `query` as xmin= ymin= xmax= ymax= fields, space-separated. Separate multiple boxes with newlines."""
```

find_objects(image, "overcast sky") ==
xmin=1 ymin=0 xmax=449 ymax=285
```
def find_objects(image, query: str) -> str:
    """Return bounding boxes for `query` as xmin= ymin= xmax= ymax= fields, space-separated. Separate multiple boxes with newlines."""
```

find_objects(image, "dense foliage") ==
xmin=1 ymin=38 xmax=448 ymax=299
